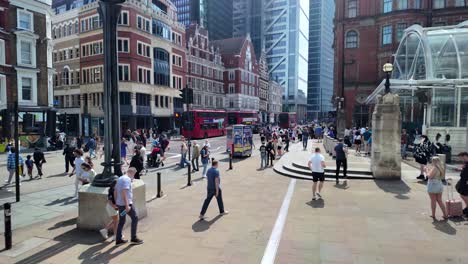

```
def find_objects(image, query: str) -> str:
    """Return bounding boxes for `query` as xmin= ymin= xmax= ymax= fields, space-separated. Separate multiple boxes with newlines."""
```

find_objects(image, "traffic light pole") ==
xmin=14 ymin=101 xmax=20 ymax=202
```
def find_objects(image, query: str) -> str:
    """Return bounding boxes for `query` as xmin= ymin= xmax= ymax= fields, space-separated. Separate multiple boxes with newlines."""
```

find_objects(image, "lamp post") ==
xmin=92 ymin=0 xmax=124 ymax=187
xmin=383 ymin=62 xmax=393 ymax=94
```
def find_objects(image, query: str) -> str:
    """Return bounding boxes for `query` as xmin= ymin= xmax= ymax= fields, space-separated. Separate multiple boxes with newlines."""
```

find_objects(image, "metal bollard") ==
xmin=187 ymin=164 xmax=192 ymax=186
xmin=156 ymin=172 xmax=162 ymax=198
xmin=4 ymin=203 xmax=12 ymax=250
xmin=229 ymin=152 xmax=233 ymax=170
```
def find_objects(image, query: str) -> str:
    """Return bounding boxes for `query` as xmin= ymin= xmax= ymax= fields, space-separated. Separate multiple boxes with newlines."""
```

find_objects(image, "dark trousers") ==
xmin=200 ymin=189 xmax=225 ymax=215
xmin=116 ymin=204 xmax=138 ymax=241
xmin=336 ymin=159 xmax=347 ymax=180
xmin=268 ymin=153 xmax=275 ymax=165
xmin=35 ymin=162 xmax=43 ymax=176
xmin=302 ymin=139 xmax=308 ymax=149
xmin=191 ymin=156 xmax=199 ymax=171
xmin=285 ymin=142 xmax=289 ymax=152
xmin=65 ymin=156 xmax=75 ymax=172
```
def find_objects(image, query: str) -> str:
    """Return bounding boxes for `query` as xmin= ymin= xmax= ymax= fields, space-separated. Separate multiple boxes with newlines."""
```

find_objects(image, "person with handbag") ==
xmin=415 ymin=135 xmax=432 ymax=181
xmin=33 ymin=147 xmax=46 ymax=179
xmin=456 ymin=152 xmax=468 ymax=216
xmin=425 ymin=156 xmax=448 ymax=220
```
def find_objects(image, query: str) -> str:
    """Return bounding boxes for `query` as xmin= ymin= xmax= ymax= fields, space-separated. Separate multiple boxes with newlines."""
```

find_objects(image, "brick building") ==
xmin=185 ymin=23 xmax=225 ymax=111
xmin=52 ymin=0 xmax=186 ymax=136
xmin=211 ymin=35 xmax=260 ymax=113
xmin=334 ymin=0 xmax=468 ymax=127
xmin=0 ymin=0 xmax=55 ymax=141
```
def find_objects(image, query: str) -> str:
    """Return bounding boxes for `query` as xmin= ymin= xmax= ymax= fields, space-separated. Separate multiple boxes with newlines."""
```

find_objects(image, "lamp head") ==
xmin=383 ymin=63 xmax=393 ymax=73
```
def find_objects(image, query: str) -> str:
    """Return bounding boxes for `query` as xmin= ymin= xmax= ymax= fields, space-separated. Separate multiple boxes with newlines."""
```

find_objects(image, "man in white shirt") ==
xmin=308 ymin=147 xmax=326 ymax=200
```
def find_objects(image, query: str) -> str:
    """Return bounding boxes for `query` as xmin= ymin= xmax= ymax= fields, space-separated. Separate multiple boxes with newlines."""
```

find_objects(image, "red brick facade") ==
xmin=335 ymin=0 xmax=468 ymax=127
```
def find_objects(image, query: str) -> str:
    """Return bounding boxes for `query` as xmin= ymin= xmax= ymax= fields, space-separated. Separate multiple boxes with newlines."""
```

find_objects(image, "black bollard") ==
xmin=229 ymin=152 xmax=233 ymax=170
xmin=156 ymin=172 xmax=162 ymax=198
xmin=4 ymin=203 xmax=11 ymax=250
xmin=187 ymin=164 xmax=192 ymax=186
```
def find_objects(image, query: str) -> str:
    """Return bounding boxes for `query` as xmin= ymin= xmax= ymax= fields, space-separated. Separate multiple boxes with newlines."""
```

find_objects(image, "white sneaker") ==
xmin=312 ymin=194 xmax=317 ymax=201
xmin=99 ymin=229 xmax=108 ymax=239
xmin=316 ymin=193 xmax=322 ymax=199
xmin=109 ymin=235 xmax=115 ymax=242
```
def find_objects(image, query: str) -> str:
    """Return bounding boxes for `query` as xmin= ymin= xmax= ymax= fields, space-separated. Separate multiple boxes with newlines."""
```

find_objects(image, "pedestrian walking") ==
xmin=100 ymin=179 xmax=119 ymax=241
xmin=455 ymin=152 xmax=468 ymax=216
xmin=63 ymin=143 xmax=76 ymax=173
xmin=200 ymin=145 xmax=209 ymax=177
xmin=315 ymin=126 xmax=323 ymax=143
xmin=115 ymin=167 xmax=144 ymax=246
xmin=121 ymin=138 xmax=129 ymax=165
xmin=179 ymin=137 xmax=190 ymax=168
xmin=25 ymin=155 xmax=34 ymax=180
xmin=334 ymin=138 xmax=348 ymax=184
xmin=86 ymin=136 xmax=97 ymax=158
xmin=69 ymin=149 xmax=85 ymax=197
xmin=191 ymin=141 xmax=200 ymax=172
xmin=302 ymin=128 xmax=309 ymax=150
xmin=259 ymin=142 xmax=268 ymax=169
xmin=76 ymin=136 xmax=83 ymax=149
xmin=284 ymin=133 xmax=290 ymax=152
xmin=130 ymin=149 xmax=144 ymax=179
xmin=6 ymin=147 xmax=23 ymax=185
xmin=199 ymin=160 xmax=228 ymax=220
xmin=362 ymin=128 xmax=372 ymax=156
xmin=266 ymin=140 xmax=275 ymax=166
xmin=426 ymin=157 xmax=448 ymax=220
xmin=354 ymin=131 xmax=362 ymax=155
xmin=308 ymin=147 xmax=326 ymax=201
xmin=33 ymin=147 xmax=46 ymax=178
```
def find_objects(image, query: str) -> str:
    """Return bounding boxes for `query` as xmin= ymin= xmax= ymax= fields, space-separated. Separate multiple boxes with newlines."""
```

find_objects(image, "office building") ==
xmin=307 ymin=0 xmax=335 ymax=121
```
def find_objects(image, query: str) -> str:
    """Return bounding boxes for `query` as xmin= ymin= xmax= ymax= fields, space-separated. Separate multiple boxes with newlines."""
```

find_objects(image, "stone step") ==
xmin=282 ymin=165 xmax=374 ymax=180
xmin=291 ymin=162 xmax=373 ymax=176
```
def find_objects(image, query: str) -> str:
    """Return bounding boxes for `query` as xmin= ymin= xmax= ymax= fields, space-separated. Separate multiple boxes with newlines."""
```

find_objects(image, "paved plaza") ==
xmin=0 ymin=139 xmax=467 ymax=263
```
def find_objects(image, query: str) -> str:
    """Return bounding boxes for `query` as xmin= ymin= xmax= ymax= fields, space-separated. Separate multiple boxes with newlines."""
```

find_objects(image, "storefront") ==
xmin=366 ymin=22 xmax=468 ymax=154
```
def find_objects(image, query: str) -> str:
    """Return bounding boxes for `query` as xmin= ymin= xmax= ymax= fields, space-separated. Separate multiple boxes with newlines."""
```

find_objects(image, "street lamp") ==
xmin=383 ymin=62 xmax=393 ymax=94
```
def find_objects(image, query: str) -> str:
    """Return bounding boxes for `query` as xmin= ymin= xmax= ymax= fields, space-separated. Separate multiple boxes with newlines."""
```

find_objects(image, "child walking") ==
xmin=25 ymin=155 xmax=34 ymax=180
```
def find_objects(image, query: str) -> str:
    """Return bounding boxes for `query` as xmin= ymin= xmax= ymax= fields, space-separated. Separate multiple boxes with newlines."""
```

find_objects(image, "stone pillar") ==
xmin=371 ymin=93 xmax=401 ymax=180
xmin=336 ymin=109 xmax=345 ymax=139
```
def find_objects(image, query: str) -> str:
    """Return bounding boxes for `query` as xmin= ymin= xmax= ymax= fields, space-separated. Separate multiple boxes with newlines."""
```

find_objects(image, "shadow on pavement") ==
xmin=432 ymin=220 xmax=457 ymax=235
xmin=45 ymin=197 xmax=77 ymax=207
xmin=306 ymin=199 xmax=325 ymax=208
xmin=192 ymin=215 xmax=222 ymax=232
xmin=334 ymin=181 xmax=350 ymax=190
xmin=48 ymin=217 xmax=77 ymax=231
xmin=374 ymin=179 xmax=411 ymax=200
xmin=16 ymin=228 xmax=100 ymax=264
xmin=78 ymin=240 xmax=132 ymax=263
xmin=47 ymin=172 xmax=68 ymax=178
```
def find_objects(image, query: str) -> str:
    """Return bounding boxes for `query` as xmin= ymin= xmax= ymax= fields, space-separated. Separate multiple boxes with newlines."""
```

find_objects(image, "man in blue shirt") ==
xmin=115 ymin=167 xmax=143 ymax=246
xmin=199 ymin=160 xmax=228 ymax=219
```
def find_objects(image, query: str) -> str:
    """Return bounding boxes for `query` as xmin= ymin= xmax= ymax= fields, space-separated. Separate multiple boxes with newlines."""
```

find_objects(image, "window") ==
xmin=81 ymin=41 xmax=103 ymax=57
xmin=0 ymin=40 xmax=5 ymax=65
xmin=172 ymin=54 xmax=182 ymax=67
xmin=398 ymin=0 xmax=407 ymax=9
xmin=153 ymin=48 xmax=170 ymax=86
xmin=138 ymin=67 xmax=151 ymax=84
xmin=117 ymin=38 xmax=129 ymax=52
xmin=137 ymin=42 xmax=151 ymax=57
xmin=118 ymin=64 xmax=130 ymax=81
xmin=21 ymin=77 xmax=32 ymax=101
xmin=347 ymin=0 xmax=358 ymax=18
xmin=345 ymin=30 xmax=358 ymax=48
xmin=137 ymin=15 xmax=151 ymax=32
xmin=455 ymin=0 xmax=465 ymax=6
xmin=383 ymin=0 xmax=392 ymax=13
xmin=433 ymin=0 xmax=445 ymax=9
xmin=155 ymin=95 xmax=159 ymax=107
xmin=152 ymin=19 xmax=171 ymax=40
xmin=118 ymin=11 xmax=129 ymax=25
xmin=414 ymin=0 xmax=421 ymax=8
xmin=20 ymin=41 xmax=32 ymax=65
xmin=382 ymin=25 xmax=392 ymax=45
xmin=229 ymin=71 xmax=235 ymax=80
xmin=18 ymin=10 xmax=33 ymax=31
xmin=229 ymin=83 xmax=235 ymax=93
xmin=396 ymin=23 xmax=407 ymax=41
xmin=62 ymin=68 xmax=70 ymax=86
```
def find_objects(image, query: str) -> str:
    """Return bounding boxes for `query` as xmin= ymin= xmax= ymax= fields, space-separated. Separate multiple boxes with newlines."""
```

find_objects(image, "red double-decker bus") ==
xmin=227 ymin=111 xmax=259 ymax=126
xmin=182 ymin=110 xmax=226 ymax=139
xmin=278 ymin=112 xmax=297 ymax=129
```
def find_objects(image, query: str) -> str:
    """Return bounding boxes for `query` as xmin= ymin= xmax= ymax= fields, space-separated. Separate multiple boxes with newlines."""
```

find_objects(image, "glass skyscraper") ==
xmin=171 ymin=0 xmax=232 ymax=40
xmin=307 ymin=0 xmax=335 ymax=120
xmin=234 ymin=0 xmax=309 ymax=115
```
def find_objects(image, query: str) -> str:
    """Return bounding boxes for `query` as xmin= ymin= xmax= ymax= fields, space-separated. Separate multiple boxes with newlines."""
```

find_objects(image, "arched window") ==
xmin=62 ymin=67 xmax=70 ymax=86
xmin=345 ymin=30 xmax=358 ymax=48
xmin=153 ymin=48 xmax=170 ymax=86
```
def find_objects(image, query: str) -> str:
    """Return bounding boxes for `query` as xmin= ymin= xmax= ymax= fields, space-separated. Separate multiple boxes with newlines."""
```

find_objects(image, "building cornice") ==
xmin=10 ymin=0 xmax=53 ymax=16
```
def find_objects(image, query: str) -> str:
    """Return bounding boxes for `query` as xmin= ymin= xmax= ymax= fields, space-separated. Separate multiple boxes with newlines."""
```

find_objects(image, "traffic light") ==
xmin=175 ymin=112 xmax=182 ymax=128
xmin=180 ymin=87 xmax=194 ymax=104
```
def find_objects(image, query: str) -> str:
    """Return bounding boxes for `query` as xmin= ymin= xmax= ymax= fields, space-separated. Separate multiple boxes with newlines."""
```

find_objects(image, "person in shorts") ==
xmin=308 ymin=147 xmax=326 ymax=200
xmin=100 ymin=179 xmax=119 ymax=241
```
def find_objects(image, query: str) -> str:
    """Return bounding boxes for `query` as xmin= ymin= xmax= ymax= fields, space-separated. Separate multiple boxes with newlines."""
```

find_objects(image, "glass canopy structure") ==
xmin=365 ymin=21 xmax=468 ymax=154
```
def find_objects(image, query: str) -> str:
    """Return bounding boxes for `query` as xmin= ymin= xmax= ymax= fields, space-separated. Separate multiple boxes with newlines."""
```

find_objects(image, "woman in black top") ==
xmin=456 ymin=152 xmax=468 ymax=215
xmin=130 ymin=149 xmax=144 ymax=179
xmin=414 ymin=135 xmax=432 ymax=180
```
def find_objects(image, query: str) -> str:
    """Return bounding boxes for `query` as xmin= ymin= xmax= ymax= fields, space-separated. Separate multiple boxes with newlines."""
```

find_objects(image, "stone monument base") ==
xmin=77 ymin=179 xmax=147 ymax=230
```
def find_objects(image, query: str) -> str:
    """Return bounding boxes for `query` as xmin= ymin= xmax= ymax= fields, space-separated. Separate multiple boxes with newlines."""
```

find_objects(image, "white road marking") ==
xmin=261 ymin=178 xmax=296 ymax=264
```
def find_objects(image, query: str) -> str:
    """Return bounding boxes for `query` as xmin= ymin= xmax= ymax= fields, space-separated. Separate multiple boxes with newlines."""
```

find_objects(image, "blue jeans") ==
xmin=401 ymin=144 xmax=407 ymax=158
xmin=260 ymin=155 xmax=267 ymax=168
xmin=89 ymin=148 xmax=96 ymax=158
xmin=116 ymin=204 xmax=138 ymax=241
xmin=200 ymin=189 xmax=225 ymax=215
xmin=303 ymin=139 xmax=308 ymax=149
xmin=179 ymin=153 xmax=189 ymax=167
xmin=202 ymin=162 xmax=208 ymax=176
